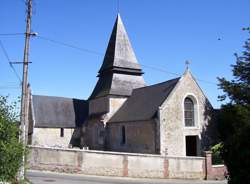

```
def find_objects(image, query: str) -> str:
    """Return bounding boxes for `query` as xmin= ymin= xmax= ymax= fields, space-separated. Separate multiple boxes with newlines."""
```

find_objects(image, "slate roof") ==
xmin=99 ymin=14 xmax=143 ymax=74
xmin=89 ymin=73 xmax=146 ymax=99
xmin=89 ymin=14 xmax=145 ymax=99
xmin=109 ymin=78 xmax=180 ymax=123
xmin=32 ymin=95 xmax=88 ymax=128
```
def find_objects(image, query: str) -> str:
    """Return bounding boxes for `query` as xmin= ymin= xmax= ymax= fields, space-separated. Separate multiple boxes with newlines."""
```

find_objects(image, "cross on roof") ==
xmin=185 ymin=60 xmax=190 ymax=69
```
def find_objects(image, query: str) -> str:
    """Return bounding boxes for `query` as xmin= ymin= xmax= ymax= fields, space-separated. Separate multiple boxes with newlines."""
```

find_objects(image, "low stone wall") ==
xmin=28 ymin=146 xmax=223 ymax=180
xmin=204 ymin=151 xmax=227 ymax=180
xmin=168 ymin=156 xmax=205 ymax=179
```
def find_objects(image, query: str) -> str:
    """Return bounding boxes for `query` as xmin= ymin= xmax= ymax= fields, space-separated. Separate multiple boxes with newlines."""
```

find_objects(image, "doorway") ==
xmin=186 ymin=136 xmax=198 ymax=156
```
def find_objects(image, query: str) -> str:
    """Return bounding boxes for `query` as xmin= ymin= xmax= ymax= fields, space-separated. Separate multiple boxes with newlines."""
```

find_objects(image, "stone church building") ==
xmin=28 ymin=14 xmax=216 ymax=157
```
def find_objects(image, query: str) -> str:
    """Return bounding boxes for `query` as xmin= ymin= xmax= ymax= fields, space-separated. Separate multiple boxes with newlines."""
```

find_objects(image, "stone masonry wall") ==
xmin=32 ymin=128 xmax=74 ymax=148
xmin=28 ymin=146 xmax=208 ymax=179
xmin=159 ymin=70 xmax=213 ymax=156
xmin=204 ymin=151 xmax=227 ymax=180
xmin=86 ymin=97 xmax=127 ymax=150
xmin=108 ymin=97 xmax=127 ymax=121
xmin=106 ymin=120 xmax=156 ymax=154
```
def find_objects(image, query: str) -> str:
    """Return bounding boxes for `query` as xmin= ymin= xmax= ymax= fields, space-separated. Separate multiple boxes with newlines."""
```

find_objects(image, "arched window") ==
xmin=184 ymin=97 xmax=195 ymax=126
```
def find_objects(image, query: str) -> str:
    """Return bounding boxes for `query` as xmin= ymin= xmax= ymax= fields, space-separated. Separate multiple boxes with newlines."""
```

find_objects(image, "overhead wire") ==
xmin=0 ymin=40 xmax=22 ymax=84
xmin=36 ymin=35 xmax=182 ymax=76
xmin=0 ymin=33 xmax=217 ymax=86
xmin=37 ymin=35 xmax=103 ymax=56
xmin=0 ymin=85 xmax=21 ymax=89
xmin=0 ymin=33 xmax=25 ymax=36
xmin=36 ymin=35 xmax=217 ymax=85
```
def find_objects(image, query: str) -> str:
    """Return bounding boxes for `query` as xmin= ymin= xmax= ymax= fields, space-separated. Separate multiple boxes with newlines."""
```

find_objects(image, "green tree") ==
xmin=218 ymin=29 xmax=250 ymax=184
xmin=0 ymin=96 xmax=24 ymax=182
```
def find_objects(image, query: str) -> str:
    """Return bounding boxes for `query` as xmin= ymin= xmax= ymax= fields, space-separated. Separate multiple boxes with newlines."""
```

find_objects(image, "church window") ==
xmin=60 ymin=128 xmax=64 ymax=137
xmin=121 ymin=126 xmax=126 ymax=145
xmin=184 ymin=97 xmax=195 ymax=126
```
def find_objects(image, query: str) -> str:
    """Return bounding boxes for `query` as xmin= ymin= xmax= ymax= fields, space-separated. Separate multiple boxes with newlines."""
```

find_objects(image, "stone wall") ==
xmin=88 ymin=97 xmax=127 ymax=118
xmin=86 ymin=97 xmax=127 ymax=151
xmin=85 ymin=118 xmax=105 ymax=150
xmin=204 ymin=151 xmax=227 ymax=180
xmin=89 ymin=96 xmax=109 ymax=115
xmin=159 ymin=70 xmax=214 ymax=156
xmin=168 ymin=156 xmax=205 ymax=179
xmin=106 ymin=120 xmax=156 ymax=154
xmin=28 ymin=146 xmax=207 ymax=179
xmin=108 ymin=97 xmax=127 ymax=120
xmin=32 ymin=128 xmax=74 ymax=148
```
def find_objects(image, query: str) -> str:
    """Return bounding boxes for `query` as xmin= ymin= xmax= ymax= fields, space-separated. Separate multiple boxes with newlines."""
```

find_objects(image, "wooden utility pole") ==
xmin=19 ymin=0 xmax=32 ymax=180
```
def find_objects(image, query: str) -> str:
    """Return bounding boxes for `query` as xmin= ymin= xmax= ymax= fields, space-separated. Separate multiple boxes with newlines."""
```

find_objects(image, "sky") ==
xmin=0 ymin=0 xmax=249 ymax=108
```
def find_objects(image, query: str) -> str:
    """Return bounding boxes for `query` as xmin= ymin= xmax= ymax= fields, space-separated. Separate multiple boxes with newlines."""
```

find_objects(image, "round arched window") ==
xmin=184 ymin=97 xmax=195 ymax=126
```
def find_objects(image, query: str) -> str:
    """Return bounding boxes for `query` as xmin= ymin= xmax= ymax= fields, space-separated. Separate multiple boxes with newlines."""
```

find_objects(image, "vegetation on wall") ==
xmin=210 ymin=143 xmax=223 ymax=165
xmin=0 ymin=96 xmax=24 ymax=182
xmin=217 ymin=28 xmax=250 ymax=184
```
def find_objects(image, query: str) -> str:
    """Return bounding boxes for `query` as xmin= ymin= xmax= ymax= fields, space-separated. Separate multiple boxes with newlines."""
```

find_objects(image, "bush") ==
xmin=0 ymin=96 xmax=24 ymax=182
xmin=210 ymin=143 xmax=223 ymax=165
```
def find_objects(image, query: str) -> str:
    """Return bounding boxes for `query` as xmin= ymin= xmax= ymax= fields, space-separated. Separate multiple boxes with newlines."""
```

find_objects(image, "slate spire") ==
xmin=99 ymin=14 xmax=143 ymax=75
xmin=89 ymin=14 xmax=145 ymax=99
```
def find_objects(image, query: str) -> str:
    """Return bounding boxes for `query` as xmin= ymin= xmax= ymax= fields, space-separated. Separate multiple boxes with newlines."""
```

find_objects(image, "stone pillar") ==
xmin=77 ymin=151 xmax=83 ymax=171
xmin=123 ymin=155 xmax=128 ymax=177
xmin=204 ymin=151 xmax=212 ymax=180
xmin=163 ymin=157 xmax=169 ymax=178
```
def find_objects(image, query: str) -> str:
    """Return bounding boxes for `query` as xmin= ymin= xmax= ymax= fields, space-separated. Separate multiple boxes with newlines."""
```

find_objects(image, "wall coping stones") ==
xmin=28 ymin=145 xmax=204 ymax=159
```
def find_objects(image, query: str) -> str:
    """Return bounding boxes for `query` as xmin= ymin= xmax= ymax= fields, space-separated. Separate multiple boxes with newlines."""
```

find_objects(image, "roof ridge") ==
xmin=133 ymin=77 xmax=180 ymax=91
xmin=32 ymin=94 xmax=86 ymax=101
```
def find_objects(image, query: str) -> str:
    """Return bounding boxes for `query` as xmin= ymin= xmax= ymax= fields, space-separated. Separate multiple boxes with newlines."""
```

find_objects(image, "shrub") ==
xmin=0 ymin=96 xmax=24 ymax=182
xmin=210 ymin=143 xmax=223 ymax=165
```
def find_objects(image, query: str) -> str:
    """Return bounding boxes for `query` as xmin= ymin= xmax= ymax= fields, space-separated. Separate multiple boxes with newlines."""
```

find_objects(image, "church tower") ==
xmin=88 ymin=14 xmax=145 ymax=119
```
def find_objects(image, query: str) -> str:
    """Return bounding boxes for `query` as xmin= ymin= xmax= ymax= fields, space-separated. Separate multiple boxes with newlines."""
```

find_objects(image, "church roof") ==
xmin=89 ymin=14 xmax=145 ymax=99
xmin=32 ymin=95 xmax=88 ymax=128
xmin=99 ymin=14 xmax=142 ymax=74
xmin=108 ymin=78 xmax=180 ymax=123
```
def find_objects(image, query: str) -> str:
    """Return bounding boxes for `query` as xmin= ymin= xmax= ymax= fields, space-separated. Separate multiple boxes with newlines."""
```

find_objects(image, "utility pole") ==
xmin=19 ymin=0 xmax=32 ymax=180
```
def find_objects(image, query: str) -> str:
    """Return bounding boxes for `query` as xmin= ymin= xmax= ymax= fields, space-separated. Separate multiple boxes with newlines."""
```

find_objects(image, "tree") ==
xmin=218 ymin=29 xmax=250 ymax=184
xmin=0 ymin=96 xmax=24 ymax=182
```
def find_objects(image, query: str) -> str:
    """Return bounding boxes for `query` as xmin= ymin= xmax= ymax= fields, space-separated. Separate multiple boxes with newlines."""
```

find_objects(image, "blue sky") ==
xmin=0 ymin=0 xmax=249 ymax=108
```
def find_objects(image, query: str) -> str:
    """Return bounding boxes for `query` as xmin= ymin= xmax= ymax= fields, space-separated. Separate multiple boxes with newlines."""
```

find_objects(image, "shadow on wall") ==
xmin=201 ymin=99 xmax=220 ymax=151
xmin=69 ymin=99 xmax=89 ymax=148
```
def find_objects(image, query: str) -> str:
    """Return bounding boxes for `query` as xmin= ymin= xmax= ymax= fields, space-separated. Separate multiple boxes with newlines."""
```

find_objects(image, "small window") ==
xmin=184 ymin=97 xmax=195 ymax=126
xmin=60 ymin=128 xmax=64 ymax=137
xmin=121 ymin=126 xmax=126 ymax=145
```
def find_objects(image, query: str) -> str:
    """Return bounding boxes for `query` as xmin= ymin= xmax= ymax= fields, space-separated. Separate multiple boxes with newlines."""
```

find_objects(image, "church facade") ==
xmin=28 ymin=14 xmax=217 ymax=157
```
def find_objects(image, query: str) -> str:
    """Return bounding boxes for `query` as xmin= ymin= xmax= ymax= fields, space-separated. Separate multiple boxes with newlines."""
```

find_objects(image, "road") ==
xmin=27 ymin=170 xmax=227 ymax=184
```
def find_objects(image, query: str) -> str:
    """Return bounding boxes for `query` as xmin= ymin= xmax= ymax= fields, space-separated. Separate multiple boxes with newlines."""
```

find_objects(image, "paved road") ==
xmin=27 ymin=170 xmax=227 ymax=184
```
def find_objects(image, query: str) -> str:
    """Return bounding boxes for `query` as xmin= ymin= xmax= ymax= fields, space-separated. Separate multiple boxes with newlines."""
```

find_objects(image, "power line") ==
xmin=141 ymin=64 xmax=180 ymax=76
xmin=36 ymin=35 xmax=217 ymax=85
xmin=0 ymin=33 xmax=25 ymax=36
xmin=0 ymin=40 xmax=22 ymax=83
xmin=0 ymin=85 xmax=21 ymax=89
xmin=1 ymin=82 xmax=19 ymax=84
xmin=37 ymin=35 xmax=103 ymax=56
xmin=0 ymin=84 xmax=21 ymax=90
xmin=0 ymin=33 xmax=217 ymax=85
xmin=36 ymin=35 xmax=182 ymax=76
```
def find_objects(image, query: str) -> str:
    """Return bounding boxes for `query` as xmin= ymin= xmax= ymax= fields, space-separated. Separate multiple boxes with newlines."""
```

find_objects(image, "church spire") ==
xmin=98 ymin=14 xmax=143 ymax=75
xmin=89 ymin=14 xmax=145 ymax=100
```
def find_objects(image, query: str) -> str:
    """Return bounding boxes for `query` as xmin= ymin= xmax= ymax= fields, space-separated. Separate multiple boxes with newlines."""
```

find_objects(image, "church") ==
xmin=28 ymin=14 xmax=217 ymax=157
